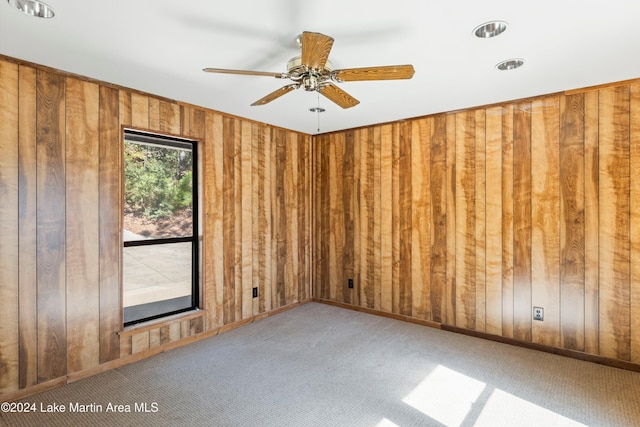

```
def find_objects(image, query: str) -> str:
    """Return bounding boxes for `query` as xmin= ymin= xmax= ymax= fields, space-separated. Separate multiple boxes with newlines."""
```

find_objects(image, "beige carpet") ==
xmin=2 ymin=302 xmax=640 ymax=427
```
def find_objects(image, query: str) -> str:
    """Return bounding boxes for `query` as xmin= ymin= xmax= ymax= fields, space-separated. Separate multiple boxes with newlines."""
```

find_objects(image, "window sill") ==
xmin=119 ymin=309 xmax=206 ymax=337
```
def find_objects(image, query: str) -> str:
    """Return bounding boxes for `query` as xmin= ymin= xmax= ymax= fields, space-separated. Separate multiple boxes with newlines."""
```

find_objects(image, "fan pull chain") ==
xmin=317 ymin=92 xmax=321 ymax=133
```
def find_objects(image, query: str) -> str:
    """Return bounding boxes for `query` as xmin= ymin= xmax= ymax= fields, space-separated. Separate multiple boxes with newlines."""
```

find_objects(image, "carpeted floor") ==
xmin=2 ymin=302 xmax=640 ymax=426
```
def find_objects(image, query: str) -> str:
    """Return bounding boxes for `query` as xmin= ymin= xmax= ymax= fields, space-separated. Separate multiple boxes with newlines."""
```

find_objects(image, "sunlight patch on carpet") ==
xmin=403 ymin=365 xmax=486 ymax=426
xmin=474 ymin=388 xmax=588 ymax=427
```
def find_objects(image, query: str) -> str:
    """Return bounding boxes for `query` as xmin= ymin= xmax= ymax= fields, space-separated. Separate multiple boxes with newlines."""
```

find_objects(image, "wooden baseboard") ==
xmin=312 ymin=298 xmax=442 ymax=329
xmin=313 ymin=298 xmax=640 ymax=373
xmin=441 ymin=324 xmax=640 ymax=373
xmin=1 ymin=300 xmax=309 ymax=403
xmin=0 ymin=378 xmax=66 ymax=404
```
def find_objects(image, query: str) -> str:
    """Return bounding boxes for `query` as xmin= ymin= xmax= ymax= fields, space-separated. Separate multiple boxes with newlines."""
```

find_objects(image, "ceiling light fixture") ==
xmin=309 ymin=107 xmax=325 ymax=113
xmin=8 ymin=0 xmax=55 ymax=18
xmin=473 ymin=21 xmax=508 ymax=38
xmin=496 ymin=58 xmax=525 ymax=70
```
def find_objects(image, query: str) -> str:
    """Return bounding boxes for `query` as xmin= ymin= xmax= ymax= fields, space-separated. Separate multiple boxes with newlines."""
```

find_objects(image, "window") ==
xmin=123 ymin=129 xmax=199 ymax=326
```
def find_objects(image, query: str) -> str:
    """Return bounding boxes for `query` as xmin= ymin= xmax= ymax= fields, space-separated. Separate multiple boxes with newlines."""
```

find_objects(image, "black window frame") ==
xmin=123 ymin=129 xmax=199 ymax=327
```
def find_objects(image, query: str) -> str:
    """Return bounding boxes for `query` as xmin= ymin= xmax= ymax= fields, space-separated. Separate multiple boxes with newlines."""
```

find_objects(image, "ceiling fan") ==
xmin=203 ymin=31 xmax=415 ymax=109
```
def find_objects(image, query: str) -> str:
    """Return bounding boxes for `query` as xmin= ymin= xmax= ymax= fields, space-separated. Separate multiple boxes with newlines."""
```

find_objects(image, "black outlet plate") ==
xmin=348 ymin=278 xmax=354 ymax=289
xmin=252 ymin=287 xmax=258 ymax=298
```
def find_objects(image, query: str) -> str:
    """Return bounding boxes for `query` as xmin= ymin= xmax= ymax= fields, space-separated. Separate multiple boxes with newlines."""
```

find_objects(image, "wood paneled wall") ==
xmin=2 ymin=52 xmax=640 ymax=399
xmin=314 ymin=84 xmax=640 ymax=364
xmin=0 ymin=56 xmax=311 ymax=398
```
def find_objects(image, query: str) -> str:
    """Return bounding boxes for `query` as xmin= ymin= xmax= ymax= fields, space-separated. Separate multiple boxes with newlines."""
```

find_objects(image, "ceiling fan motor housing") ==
xmin=303 ymin=75 xmax=318 ymax=91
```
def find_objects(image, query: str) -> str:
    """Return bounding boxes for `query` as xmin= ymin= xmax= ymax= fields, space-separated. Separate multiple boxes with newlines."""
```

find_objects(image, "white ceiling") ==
xmin=2 ymin=0 xmax=640 ymax=135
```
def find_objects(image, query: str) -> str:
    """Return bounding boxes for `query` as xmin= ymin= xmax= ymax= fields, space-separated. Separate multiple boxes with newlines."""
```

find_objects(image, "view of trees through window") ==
xmin=124 ymin=139 xmax=193 ymax=239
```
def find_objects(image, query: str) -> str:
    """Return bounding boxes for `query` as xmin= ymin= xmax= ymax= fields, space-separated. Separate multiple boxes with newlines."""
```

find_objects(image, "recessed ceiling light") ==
xmin=309 ymin=107 xmax=325 ymax=113
xmin=496 ymin=58 xmax=525 ymax=71
xmin=473 ymin=21 xmax=508 ymax=38
xmin=7 ymin=0 xmax=55 ymax=18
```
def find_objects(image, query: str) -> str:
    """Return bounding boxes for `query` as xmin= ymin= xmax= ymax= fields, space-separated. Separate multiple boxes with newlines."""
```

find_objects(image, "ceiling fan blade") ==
xmin=301 ymin=31 xmax=334 ymax=70
xmin=251 ymin=84 xmax=299 ymax=106
xmin=203 ymin=68 xmax=284 ymax=78
xmin=319 ymin=84 xmax=360 ymax=109
xmin=332 ymin=64 xmax=415 ymax=82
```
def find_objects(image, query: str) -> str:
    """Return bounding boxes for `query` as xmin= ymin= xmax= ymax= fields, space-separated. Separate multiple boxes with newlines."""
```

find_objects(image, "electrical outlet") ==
xmin=252 ymin=287 xmax=258 ymax=298
xmin=533 ymin=306 xmax=544 ymax=321
xmin=348 ymin=278 xmax=354 ymax=289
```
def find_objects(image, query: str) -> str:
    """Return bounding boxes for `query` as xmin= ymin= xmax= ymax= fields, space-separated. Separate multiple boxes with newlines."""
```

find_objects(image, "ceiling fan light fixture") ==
xmin=473 ymin=21 xmax=507 ymax=38
xmin=7 ymin=0 xmax=55 ymax=18
xmin=496 ymin=58 xmax=525 ymax=71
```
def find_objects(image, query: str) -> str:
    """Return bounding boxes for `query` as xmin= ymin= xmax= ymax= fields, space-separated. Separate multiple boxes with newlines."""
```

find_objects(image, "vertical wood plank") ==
xmin=159 ymin=325 xmax=171 ymax=345
xmin=430 ymin=115 xmax=447 ymax=323
xmin=314 ymin=135 xmax=322 ymax=299
xmin=485 ymin=107 xmax=503 ymax=335
xmin=180 ymin=106 xmax=189 ymax=136
xmin=131 ymin=332 xmax=149 ymax=354
xmin=351 ymin=130 xmax=360 ymax=307
xmin=313 ymin=135 xmax=320 ymax=300
xmin=411 ymin=118 xmax=431 ymax=320
xmin=359 ymin=128 xmax=373 ymax=308
xmin=630 ymin=82 xmax=640 ymax=364
xmin=204 ymin=112 xmax=224 ymax=329
xmin=300 ymin=134 xmax=310 ymax=301
xmin=380 ymin=125 xmax=393 ymax=312
xmin=273 ymin=129 xmax=287 ymax=308
xmin=475 ymin=109 xmax=487 ymax=332
xmin=446 ymin=114 xmax=457 ymax=325
xmin=398 ymin=122 xmax=412 ymax=316
xmin=531 ymin=97 xmax=561 ymax=347
xmin=148 ymin=98 xmax=160 ymax=131
xmin=252 ymin=124 xmax=264 ymax=314
xmin=329 ymin=132 xmax=345 ymax=302
xmin=584 ymin=91 xmax=600 ymax=355
xmin=222 ymin=117 xmax=236 ymax=324
xmin=513 ymin=102 xmax=532 ymax=342
xmin=599 ymin=86 xmax=631 ymax=361
xmin=36 ymin=69 xmax=67 ymax=381
xmin=98 ymin=85 xmax=121 ymax=363
xmin=202 ymin=113 xmax=214 ymax=326
xmin=391 ymin=124 xmax=400 ymax=314
xmin=0 ymin=60 xmax=19 ymax=394
xmin=181 ymin=320 xmax=191 ymax=339
xmin=287 ymin=132 xmax=301 ymax=305
xmin=190 ymin=317 xmax=204 ymax=335
xmin=241 ymin=121 xmax=253 ymax=318
xmin=181 ymin=106 xmax=206 ymax=139
xmin=65 ymin=78 xmax=100 ymax=373
xmin=191 ymin=109 xmax=206 ymax=140
xmin=149 ymin=329 xmax=161 ymax=349
xmin=373 ymin=127 xmax=382 ymax=311
xmin=131 ymin=93 xmax=149 ymax=129
xmin=317 ymin=135 xmax=330 ymax=300
xmin=119 ymin=91 xmax=131 ymax=126
xmin=501 ymin=105 xmax=514 ymax=338
xmin=119 ymin=336 xmax=132 ymax=358
xmin=455 ymin=111 xmax=475 ymax=329
xmin=159 ymin=101 xmax=180 ymax=135
xmin=18 ymin=65 xmax=38 ymax=389
xmin=559 ymin=93 xmax=586 ymax=351
xmin=169 ymin=322 xmax=181 ymax=342
xmin=234 ymin=120 xmax=244 ymax=320
xmin=263 ymin=127 xmax=273 ymax=311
